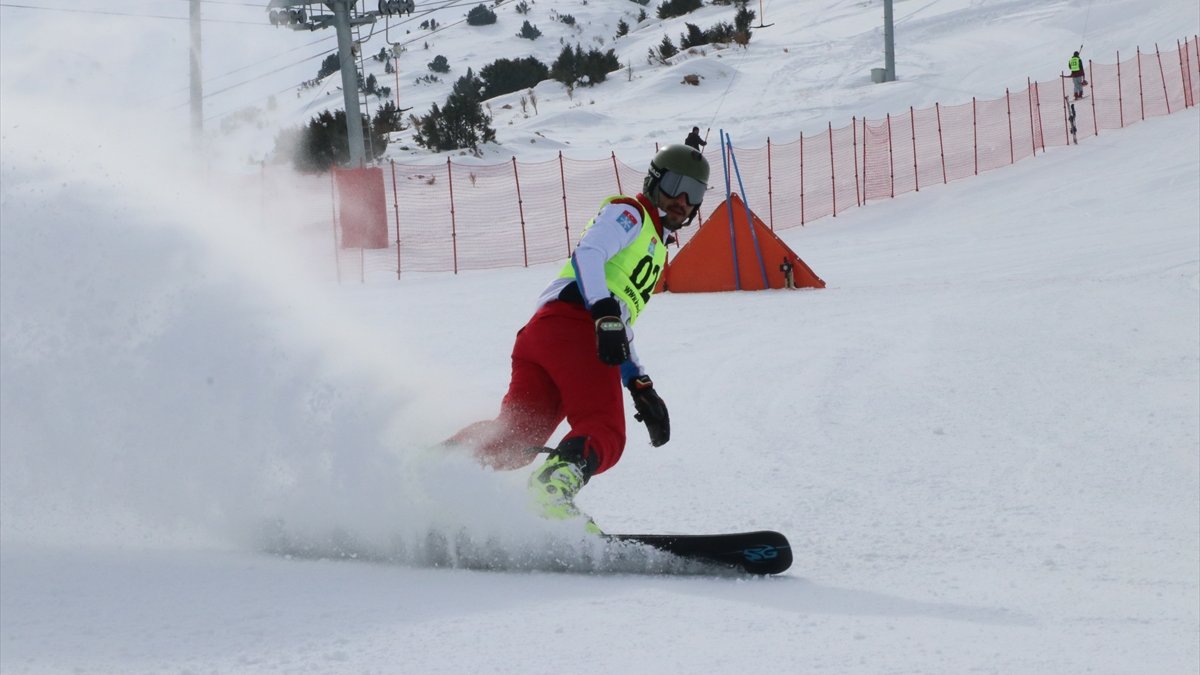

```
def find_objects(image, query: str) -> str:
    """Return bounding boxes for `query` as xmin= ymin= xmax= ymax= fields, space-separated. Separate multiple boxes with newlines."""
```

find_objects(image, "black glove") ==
xmin=627 ymin=375 xmax=669 ymax=446
xmin=590 ymin=297 xmax=629 ymax=365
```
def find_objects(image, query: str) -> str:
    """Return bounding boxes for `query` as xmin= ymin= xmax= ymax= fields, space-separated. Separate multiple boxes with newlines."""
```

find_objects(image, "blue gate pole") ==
xmin=719 ymin=129 xmax=741 ymax=290
xmin=725 ymin=131 xmax=770 ymax=289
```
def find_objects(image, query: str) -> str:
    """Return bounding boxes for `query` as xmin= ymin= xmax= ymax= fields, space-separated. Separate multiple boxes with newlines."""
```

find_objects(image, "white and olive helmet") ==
xmin=643 ymin=144 xmax=710 ymax=229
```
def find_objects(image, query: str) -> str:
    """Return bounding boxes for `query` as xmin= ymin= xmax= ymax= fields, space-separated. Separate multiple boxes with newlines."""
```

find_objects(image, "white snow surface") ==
xmin=2 ymin=1 xmax=1199 ymax=673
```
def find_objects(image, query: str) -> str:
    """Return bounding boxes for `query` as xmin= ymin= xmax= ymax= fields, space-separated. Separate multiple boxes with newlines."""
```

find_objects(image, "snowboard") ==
xmin=260 ymin=519 xmax=792 ymax=576
xmin=1066 ymin=98 xmax=1079 ymax=144
xmin=606 ymin=530 xmax=792 ymax=575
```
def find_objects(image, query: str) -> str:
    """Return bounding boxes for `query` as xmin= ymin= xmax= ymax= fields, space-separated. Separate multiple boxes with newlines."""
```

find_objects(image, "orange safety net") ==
xmin=265 ymin=37 xmax=1198 ymax=283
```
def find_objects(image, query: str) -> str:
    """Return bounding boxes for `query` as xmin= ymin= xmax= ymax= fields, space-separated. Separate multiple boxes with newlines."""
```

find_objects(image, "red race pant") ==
xmin=448 ymin=301 xmax=626 ymax=475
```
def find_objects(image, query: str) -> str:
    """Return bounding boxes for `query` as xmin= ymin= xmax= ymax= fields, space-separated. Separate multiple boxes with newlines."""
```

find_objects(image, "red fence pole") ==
xmin=1089 ymin=59 xmax=1099 ymax=135
xmin=1027 ymin=79 xmax=1037 ymax=156
xmin=829 ymin=122 xmax=837 ymax=217
xmin=1156 ymin=44 xmax=1172 ymax=114
xmin=1188 ymin=37 xmax=1197 ymax=107
xmin=972 ymin=97 xmax=979 ymax=175
xmin=1033 ymin=81 xmax=1047 ymax=152
xmin=447 ymin=157 xmax=459 ymax=274
xmin=1187 ymin=36 xmax=1197 ymax=107
xmin=390 ymin=159 xmax=401 ymax=279
xmin=1005 ymin=88 xmax=1014 ymax=165
xmin=1137 ymin=47 xmax=1146 ymax=120
xmin=910 ymin=106 xmax=919 ymax=192
xmin=854 ymin=116 xmax=864 ymax=205
xmin=766 ymin=137 xmax=775 ymax=229
xmin=1179 ymin=39 xmax=1192 ymax=108
xmin=558 ymin=151 xmax=571 ymax=256
xmin=512 ymin=157 xmax=529 ymax=268
xmin=886 ymin=113 xmax=895 ymax=198
xmin=859 ymin=117 xmax=867 ymax=205
xmin=936 ymin=102 xmax=947 ymax=184
xmin=799 ymin=131 xmax=806 ymax=226
xmin=611 ymin=151 xmax=623 ymax=194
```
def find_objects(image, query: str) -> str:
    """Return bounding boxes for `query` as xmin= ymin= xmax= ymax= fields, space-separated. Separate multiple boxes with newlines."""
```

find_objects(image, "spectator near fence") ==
xmin=684 ymin=126 xmax=707 ymax=150
xmin=444 ymin=145 xmax=712 ymax=534
xmin=780 ymin=257 xmax=796 ymax=289
xmin=1068 ymin=49 xmax=1088 ymax=99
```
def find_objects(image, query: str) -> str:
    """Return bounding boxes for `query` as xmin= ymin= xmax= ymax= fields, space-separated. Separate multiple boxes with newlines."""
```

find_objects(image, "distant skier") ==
xmin=446 ymin=145 xmax=711 ymax=532
xmin=1068 ymin=49 xmax=1087 ymax=100
xmin=684 ymin=126 xmax=707 ymax=150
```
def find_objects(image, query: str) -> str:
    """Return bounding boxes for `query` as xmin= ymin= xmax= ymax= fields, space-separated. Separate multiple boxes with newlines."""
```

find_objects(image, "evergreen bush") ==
xmin=466 ymin=4 xmax=497 ymax=26
xmin=551 ymin=45 xmax=620 ymax=87
xmin=480 ymin=56 xmax=550 ymax=99
xmin=657 ymin=0 xmax=702 ymax=20
xmin=517 ymin=20 xmax=542 ymax=40
xmin=413 ymin=68 xmax=497 ymax=152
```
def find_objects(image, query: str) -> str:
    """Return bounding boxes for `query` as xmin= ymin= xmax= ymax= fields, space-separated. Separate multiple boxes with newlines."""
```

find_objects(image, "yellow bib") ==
xmin=559 ymin=196 xmax=667 ymax=325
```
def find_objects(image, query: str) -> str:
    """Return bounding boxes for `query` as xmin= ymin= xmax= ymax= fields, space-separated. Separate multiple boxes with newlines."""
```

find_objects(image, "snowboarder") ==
xmin=1068 ymin=49 xmax=1087 ymax=100
xmin=446 ymin=145 xmax=711 ymax=532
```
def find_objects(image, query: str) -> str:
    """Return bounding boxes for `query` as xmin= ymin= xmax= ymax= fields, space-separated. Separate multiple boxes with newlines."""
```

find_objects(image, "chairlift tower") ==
xmin=883 ymin=0 xmax=896 ymax=82
xmin=190 ymin=0 xmax=202 ymax=141
xmin=267 ymin=0 xmax=379 ymax=167
xmin=871 ymin=0 xmax=897 ymax=84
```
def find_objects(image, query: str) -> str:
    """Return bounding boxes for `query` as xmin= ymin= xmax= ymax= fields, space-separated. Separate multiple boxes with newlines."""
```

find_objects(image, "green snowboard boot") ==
xmin=527 ymin=439 xmax=602 ymax=535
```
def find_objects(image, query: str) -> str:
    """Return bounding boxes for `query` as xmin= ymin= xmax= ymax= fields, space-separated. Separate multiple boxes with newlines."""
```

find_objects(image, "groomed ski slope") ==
xmin=3 ymin=106 xmax=1195 ymax=675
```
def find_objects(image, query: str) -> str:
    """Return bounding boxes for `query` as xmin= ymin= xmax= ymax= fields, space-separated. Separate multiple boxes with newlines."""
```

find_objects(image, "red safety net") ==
xmin=269 ymin=36 xmax=1198 ymax=281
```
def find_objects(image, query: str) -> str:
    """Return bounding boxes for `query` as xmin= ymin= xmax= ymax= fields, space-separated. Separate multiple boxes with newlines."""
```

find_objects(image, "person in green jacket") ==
xmin=1068 ymin=50 xmax=1087 ymax=100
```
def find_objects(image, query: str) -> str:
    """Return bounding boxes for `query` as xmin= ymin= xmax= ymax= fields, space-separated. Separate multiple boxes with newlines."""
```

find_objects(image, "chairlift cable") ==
xmin=0 ymin=2 xmax=260 ymax=24
xmin=1080 ymin=0 xmax=1094 ymax=48
xmin=707 ymin=4 xmax=761 ymax=137
xmin=201 ymin=0 xmax=509 ymax=121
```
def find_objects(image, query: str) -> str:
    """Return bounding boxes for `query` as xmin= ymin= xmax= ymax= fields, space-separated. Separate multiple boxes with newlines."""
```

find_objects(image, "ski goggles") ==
xmin=657 ymin=170 xmax=707 ymax=207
